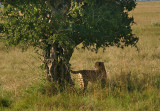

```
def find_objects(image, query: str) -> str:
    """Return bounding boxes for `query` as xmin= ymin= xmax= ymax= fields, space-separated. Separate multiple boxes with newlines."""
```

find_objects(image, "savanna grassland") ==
xmin=0 ymin=1 xmax=160 ymax=111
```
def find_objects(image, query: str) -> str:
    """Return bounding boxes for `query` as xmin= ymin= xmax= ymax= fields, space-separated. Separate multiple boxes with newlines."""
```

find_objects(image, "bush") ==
xmin=0 ymin=90 xmax=12 ymax=109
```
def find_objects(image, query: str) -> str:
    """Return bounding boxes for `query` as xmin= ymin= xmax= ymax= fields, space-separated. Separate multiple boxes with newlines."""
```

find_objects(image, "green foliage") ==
xmin=0 ymin=23 xmax=3 ymax=33
xmin=0 ymin=90 xmax=12 ymax=109
xmin=0 ymin=97 xmax=10 ymax=108
xmin=1 ymin=0 xmax=138 ymax=51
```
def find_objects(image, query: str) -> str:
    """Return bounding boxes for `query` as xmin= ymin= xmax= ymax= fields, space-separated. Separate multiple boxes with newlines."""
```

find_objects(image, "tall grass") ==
xmin=0 ymin=1 xmax=160 ymax=111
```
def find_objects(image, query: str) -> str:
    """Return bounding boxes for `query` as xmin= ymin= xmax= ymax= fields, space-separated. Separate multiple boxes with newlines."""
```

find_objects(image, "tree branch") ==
xmin=46 ymin=0 xmax=58 ymax=15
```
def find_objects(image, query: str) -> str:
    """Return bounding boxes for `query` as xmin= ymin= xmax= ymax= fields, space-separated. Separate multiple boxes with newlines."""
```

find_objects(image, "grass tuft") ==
xmin=151 ymin=21 xmax=160 ymax=27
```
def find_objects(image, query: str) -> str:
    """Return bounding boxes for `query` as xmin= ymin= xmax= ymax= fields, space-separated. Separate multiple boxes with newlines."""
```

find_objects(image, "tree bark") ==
xmin=43 ymin=42 xmax=74 ymax=89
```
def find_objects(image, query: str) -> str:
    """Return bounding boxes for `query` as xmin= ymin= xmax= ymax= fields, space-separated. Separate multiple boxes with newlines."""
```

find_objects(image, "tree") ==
xmin=0 ymin=0 xmax=138 ymax=88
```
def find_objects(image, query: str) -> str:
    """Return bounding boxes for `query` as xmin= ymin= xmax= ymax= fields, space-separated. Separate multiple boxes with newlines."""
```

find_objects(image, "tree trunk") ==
xmin=44 ymin=0 xmax=74 ymax=88
xmin=43 ymin=42 xmax=74 ymax=88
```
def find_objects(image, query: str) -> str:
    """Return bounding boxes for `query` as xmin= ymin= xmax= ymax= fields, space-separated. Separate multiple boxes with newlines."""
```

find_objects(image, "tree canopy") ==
xmin=1 ymin=0 xmax=138 ymax=51
xmin=0 ymin=0 xmax=138 ymax=86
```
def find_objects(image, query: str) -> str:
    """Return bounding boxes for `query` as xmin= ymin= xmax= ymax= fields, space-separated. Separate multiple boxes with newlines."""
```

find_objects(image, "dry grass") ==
xmin=0 ymin=46 xmax=43 ymax=95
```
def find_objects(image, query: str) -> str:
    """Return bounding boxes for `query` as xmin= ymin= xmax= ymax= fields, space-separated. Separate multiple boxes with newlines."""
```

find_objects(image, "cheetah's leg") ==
xmin=83 ymin=79 xmax=88 ymax=91
xmin=101 ymin=78 xmax=106 ymax=89
xmin=78 ymin=73 xmax=84 ymax=89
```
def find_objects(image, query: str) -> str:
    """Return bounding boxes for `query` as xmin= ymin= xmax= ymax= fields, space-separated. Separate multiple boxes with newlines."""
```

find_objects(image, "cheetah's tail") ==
xmin=70 ymin=70 xmax=82 ymax=74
